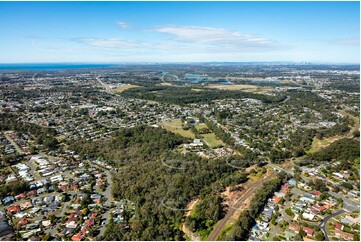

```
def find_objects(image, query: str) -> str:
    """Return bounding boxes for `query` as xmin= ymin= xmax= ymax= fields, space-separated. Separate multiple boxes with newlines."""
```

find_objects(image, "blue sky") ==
xmin=0 ymin=1 xmax=359 ymax=63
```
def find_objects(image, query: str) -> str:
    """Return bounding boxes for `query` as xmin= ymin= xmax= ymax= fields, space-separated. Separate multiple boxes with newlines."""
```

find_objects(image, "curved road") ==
xmin=319 ymin=209 xmax=346 ymax=241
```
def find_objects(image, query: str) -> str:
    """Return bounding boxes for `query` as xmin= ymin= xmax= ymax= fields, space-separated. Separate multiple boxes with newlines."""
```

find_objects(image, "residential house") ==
xmin=303 ymin=226 xmax=314 ymax=236
xmin=335 ymin=231 xmax=354 ymax=240
xmin=7 ymin=205 xmax=21 ymax=214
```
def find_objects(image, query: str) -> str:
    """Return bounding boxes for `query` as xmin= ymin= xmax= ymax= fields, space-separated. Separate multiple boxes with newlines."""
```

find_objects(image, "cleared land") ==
xmin=207 ymin=84 xmax=274 ymax=94
xmin=209 ymin=168 xmax=277 ymax=241
xmin=195 ymin=123 xmax=225 ymax=148
xmin=113 ymin=84 xmax=140 ymax=93
xmin=181 ymin=199 xmax=201 ymax=241
xmin=157 ymin=82 xmax=174 ymax=86
xmin=202 ymin=133 xmax=225 ymax=148
xmin=161 ymin=119 xmax=195 ymax=138
xmin=195 ymin=123 xmax=208 ymax=130
xmin=308 ymin=111 xmax=360 ymax=153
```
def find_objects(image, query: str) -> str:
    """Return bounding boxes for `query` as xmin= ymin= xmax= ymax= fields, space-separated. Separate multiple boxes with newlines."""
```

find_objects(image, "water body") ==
xmin=0 ymin=63 xmax=117 ymax=71
xmin=251 ymin=80 xmax=280 ymax=85
xmin=218 ymin=81 xmax=233 ymax=85
xmin=161 ymin=71 xmax=178 ymax=79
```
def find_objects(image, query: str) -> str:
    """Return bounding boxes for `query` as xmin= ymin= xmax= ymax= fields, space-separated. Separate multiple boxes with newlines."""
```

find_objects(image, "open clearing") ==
xmin=113 ymin=84 xmax=140 ymax=93
xmin=207 ymin=84 xmax=274 ymax=94
xmin=182 ymin=198 xmax=201 ymax=241
xmin=157 ymin=82 xmax=174 ymax=86
xmin=308 ymin=111 xmax=360 ymax=153
xmin=195 ymin=123 xmax=208 ymax=130
xmin=161 ymin=119 xmax=195 ymax=138
xmin=211 ymin=167 xmax=276 ymax=241
xmin=202 ymin=133 xmax=225 ymax=148
xmin=194 ymin=123 xmax=225 ymax=148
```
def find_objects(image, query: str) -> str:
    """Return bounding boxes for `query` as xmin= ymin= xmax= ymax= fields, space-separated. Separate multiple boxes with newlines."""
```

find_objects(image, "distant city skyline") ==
xmin=0 ymin=1 xmax=359 ymax=63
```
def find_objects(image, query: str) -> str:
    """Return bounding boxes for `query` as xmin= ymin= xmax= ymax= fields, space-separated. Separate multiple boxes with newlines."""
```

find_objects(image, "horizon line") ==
xmin=0 ymin=61 xmax=359 ymax=65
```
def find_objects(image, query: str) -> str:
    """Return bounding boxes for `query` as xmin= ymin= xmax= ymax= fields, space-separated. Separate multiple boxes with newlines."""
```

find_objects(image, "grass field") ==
xmin=207 ymin=84 xmax=274 ymax=94
xmin=113 ymin=84 xmax=140 ymax=93
xmin=308 ymin=137 xmax=333 ymax=153
xmin=161 ymin=119 xmax=195 ymax=138
xmin=195 ymin=123 xmax=208 ymax=130
xmin=202 ymin=133 xmax=225 ymax=148
xmin=158 ymin=82 xmax=174 ymax=86
xmin=194 ymin=123 xmax=225 ymax=148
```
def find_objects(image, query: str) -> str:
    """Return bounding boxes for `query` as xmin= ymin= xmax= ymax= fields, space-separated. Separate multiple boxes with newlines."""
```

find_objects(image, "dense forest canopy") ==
xmin=308 ymin=138 xmax=360 ymax=162
xmin=120 ymin=86 xmax=286 ymax=105
xmin=72 ymin=126 xmax=252 ymax=240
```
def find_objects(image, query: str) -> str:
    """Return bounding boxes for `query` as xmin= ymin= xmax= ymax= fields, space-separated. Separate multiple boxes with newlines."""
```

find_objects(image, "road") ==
xmin=328 ymin=191 xmax=359 ymax=212
xmin=89 ymin=162 xmax=113 ymax=239
xmin=319 ymin=209 xmax=346 ymax=241
xmin=280 ymin=202 xmax=292 ymax=223
xmin=281 ymin=95 xmax=291 ymax=103
xmin=161 ymin=72 xmax=178 ymax=83
xmin=268 ymin=163 xmax=294 ymax=176
xmin=207 ymin=171 xmax=279 ymax=241
xmin=4 ymin=132 xmax=24 ymax=154
xmin=96 ymin=76 xmax=113 ymax=94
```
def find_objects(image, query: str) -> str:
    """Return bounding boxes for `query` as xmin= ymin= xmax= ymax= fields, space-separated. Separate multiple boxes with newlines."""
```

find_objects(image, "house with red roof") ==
xmin=58 ymin=184 xmax=68 ymax=192
xmin=311 ymin=191 xmax=322 ymax=197
xmin=26 ymin=190 xmax=36 ymax=197
xmin=273 ymin=196 xmax=281 ymax=203
xmin=335 ymin=223 xmax=344 ymax=231
xmin=7 ymin=205 xmax=21 ymax=214
xmin=282 ymin=184 xmax=290 ymax=191
xmin=66 ymin=211 xmax=82 ymax=225
xmin=310 ymin=207 xmax=319 ymax=216
xmin=71 ymin=233 xmax=83 ymax=241
xmin=15 ymin=193 xmax=26 ymax=200
xmin=71 ymin=213 xmax=97 ymax=241
xmin=71 ymin=184 xmax=79 ymax=191
xmin=303 ymin=226 xmax=314 ymax=236
xmin=289 ymin=223 xmax=301 ymax=233
xmin=18 ymin=218 xmax=29 ymax=226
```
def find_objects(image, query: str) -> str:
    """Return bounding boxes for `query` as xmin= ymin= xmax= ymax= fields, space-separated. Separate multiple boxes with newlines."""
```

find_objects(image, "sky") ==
xmin=0 ymin=1 xmax=359 ymax=63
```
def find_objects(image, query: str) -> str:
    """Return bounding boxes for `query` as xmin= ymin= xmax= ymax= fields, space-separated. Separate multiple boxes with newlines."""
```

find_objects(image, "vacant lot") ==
xmin=202 ymin=133 xmax=225 ymax=148
xmin=157 ymin=82 xmax=174 ymax=86
xmin=161 ymin=119 xmax=195 ymax=138
xmin=207 ymin=84 xmax=273 ymax=94
xmin=195 ymin=123 xmax=208 ymax=130
xmin=113 ymin=84 xmax=140 ymax=93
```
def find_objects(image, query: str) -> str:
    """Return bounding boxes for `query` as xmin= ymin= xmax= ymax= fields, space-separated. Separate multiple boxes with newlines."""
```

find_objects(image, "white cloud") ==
xmin=78 ymin=38 xmax=142 ymax=48
xmin=71 ymin=25 xmax=285 ymax=62
xmin=117 ymin=21 xmax=130 ymax=29
xmin=153 ymin=25 xmax=276 ymax=49
xmin=330 ymin=37 xmax=359 ymax=46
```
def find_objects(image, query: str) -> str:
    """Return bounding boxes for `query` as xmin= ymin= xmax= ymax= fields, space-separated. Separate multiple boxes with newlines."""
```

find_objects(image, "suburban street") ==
xmin=319 ymin=209 xmax=346 ymax=241
xmin=4 ymin=132 xmax=24 ymax=154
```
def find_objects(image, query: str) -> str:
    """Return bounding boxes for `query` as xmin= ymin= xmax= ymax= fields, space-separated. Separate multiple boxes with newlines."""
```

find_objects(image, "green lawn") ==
xmin=202 ymin=133 xmax=225 ymax=148
xmin=195 ymin=123 xmax=208 ymax=131
xmin=161 ymin=119 xmax=195 ymax=138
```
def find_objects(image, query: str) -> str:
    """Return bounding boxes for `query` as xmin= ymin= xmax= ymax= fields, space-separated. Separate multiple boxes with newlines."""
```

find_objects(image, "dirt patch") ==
xmin=182 ymin=198 xmax=200 ymax=241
